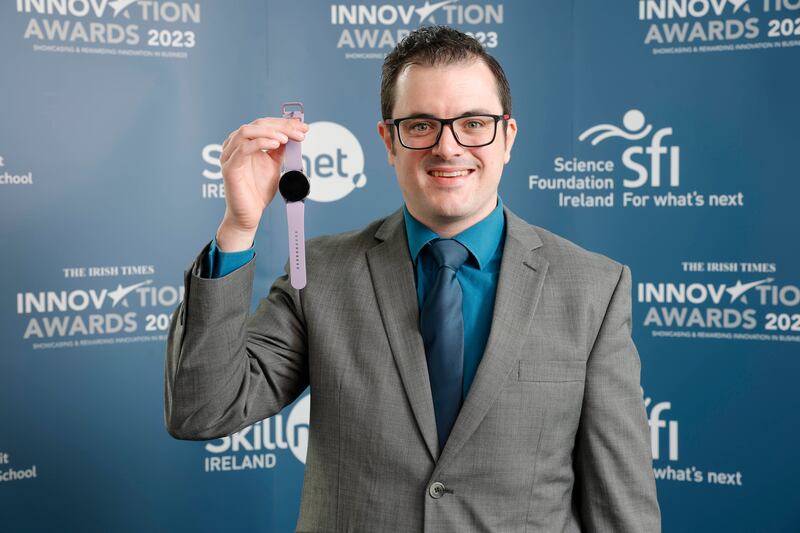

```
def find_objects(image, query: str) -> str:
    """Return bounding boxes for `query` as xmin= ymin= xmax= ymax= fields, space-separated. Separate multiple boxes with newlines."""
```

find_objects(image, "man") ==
xmin=165 ymin=26 xmax=660 ymax=532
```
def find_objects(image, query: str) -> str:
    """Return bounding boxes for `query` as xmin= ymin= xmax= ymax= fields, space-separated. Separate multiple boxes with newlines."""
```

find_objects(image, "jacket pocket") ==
xmin=518 ymin=360 xmax=586 ymax=382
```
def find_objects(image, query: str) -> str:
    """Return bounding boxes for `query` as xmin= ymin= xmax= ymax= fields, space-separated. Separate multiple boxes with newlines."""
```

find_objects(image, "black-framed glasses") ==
xmin=383 ymin=114 xmax=510 ymax=150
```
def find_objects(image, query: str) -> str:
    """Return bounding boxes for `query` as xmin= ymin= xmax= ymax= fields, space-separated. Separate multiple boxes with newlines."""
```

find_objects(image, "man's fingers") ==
xmin=252 ymin=117 xmax=310 ymax=135
xmin=223 ymin=138 xmax=283 ymax=171
xmin=220 ymin=128 xmax=279 ymax=164
xmin=220 ymin=123 xmax=306 ymax=164
xmin=241 ymin=123 xmax=306 ymax=142
xmin=220 ymin=119 xmax=308 ymax=164
xmin=240 ymin=137 xmax=283 ymax=157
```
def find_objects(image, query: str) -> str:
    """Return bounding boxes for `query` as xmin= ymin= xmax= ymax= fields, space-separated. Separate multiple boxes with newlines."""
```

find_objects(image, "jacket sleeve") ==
xmin=573 ymin=264 xmax=662 ymax=532
xmin=163 ymin=241 xmax=309 ymax=440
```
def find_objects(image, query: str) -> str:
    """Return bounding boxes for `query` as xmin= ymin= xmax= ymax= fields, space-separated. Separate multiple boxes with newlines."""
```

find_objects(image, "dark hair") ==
xmin=380 ymin=25 xmax=512 ymax=119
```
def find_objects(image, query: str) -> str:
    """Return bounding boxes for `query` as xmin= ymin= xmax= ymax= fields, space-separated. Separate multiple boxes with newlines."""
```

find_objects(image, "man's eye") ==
xmin=465 ymin=119 xmax=486 ymax=129
xmin=410 ymin=122 xmax=432 ymax=132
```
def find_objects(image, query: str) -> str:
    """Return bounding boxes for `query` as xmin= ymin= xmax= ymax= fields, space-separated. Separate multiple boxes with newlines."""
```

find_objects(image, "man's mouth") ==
xmin=427 ymin=169 xmax=473 ymax=178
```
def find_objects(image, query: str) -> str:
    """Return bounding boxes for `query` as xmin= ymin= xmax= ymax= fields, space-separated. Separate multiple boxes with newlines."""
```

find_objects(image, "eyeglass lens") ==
xmin=398 ymin=115 xmax=497 ymax=149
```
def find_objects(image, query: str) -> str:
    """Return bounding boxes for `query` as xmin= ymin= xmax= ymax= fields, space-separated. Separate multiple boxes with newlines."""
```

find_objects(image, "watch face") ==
xmin=279 ymin=170 xmax=310 ymax=202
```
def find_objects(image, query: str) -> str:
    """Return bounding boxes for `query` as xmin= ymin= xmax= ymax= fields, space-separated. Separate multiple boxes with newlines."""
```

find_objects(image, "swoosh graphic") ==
xmin=726 ymin=277 xmax=773 ymax=304
xmin=729 ymin=0 xmax=749 ymax=14
xmin=578 ymin=123 xmax=653 ymax=145
xmin=416 ymin=0 xmax=458 ymax=22
xmin=108 ymin=280 xmax=154 ymax=307
xmin=109 ymin=0 xmax=138 ymax=18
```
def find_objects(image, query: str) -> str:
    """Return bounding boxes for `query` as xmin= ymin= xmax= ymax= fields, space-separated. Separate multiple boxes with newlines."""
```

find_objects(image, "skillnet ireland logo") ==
xmin=645 ymin=393 xmax=744 ymax=487
xmin=202 ymin=121 xmax=367 ymax=202
xmin=202 ymin=393 xmax=310 ymax=473
xmin=637 ymin=0 xmax=800 ymax=55
xmin=330 ymin=1 xmax=504 ymax=59
xmin=527 ymin=109 xmax=746 ymax=209
xmin=15 ymin=0 xmax=203 ymax=60
xmin=638 ymin=260 xmax=800 ymax=343
xmin=15 ymin=263 xmax=181 ymax=351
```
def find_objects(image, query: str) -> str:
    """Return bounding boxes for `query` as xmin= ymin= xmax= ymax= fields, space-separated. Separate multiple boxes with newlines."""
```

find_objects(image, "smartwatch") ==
xmin=279 ymin=102 xmax=310 ymax=289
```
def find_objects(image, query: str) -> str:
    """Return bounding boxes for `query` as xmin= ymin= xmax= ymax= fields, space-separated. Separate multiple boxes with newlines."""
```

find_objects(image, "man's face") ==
xmin=378 ymin=60 xmax=517 ymax=232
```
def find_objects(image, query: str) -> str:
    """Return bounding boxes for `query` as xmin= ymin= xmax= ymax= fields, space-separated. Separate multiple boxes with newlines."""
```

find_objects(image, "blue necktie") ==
xmin=420 ymin=238 xmax=469 ymax=451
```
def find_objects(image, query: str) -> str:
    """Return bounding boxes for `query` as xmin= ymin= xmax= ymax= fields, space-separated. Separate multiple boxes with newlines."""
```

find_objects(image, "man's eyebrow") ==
xmin=402 ymin=112 xmax=438 ymax=119
xmin=401 ymin=109 xmax=498 ymax=119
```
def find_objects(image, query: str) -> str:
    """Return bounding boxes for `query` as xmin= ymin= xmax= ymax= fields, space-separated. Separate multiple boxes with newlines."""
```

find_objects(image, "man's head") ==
xmin=380 ymin=26 xmax=512 ymax=123
xmin=377 ymin=26 xmax=517 ymax=237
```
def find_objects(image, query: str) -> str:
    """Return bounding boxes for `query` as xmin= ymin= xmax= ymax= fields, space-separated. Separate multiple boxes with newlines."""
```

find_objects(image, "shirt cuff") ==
xmin=205 ymin=237 xmax=255 ymax=278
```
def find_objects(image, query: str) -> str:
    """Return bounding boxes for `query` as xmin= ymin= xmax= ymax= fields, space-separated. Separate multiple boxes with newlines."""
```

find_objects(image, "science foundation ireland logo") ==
xmin=527 ymin=108 xmax=746 ymax=209
xmin=645 ymin=392 xmax=744 ymax=488
xmin=578 ymin=109 xmax=680 ymax=190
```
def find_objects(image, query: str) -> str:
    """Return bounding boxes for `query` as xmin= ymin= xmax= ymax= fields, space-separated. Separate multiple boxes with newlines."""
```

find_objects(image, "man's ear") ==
xmin=377 ymin=121 xmax=395 ymax=166
xmin=503 ymin=118 xmax=517 ymax=164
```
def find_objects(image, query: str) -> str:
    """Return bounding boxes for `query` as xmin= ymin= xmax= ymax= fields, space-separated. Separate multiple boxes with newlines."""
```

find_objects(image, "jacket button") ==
xmin=429 ymin=481 xmax=445 ymax=499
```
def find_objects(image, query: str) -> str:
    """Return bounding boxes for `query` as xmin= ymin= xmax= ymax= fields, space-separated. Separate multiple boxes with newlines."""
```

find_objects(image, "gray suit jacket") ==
xmin=164 ymin=206 xmax=660 ymax=532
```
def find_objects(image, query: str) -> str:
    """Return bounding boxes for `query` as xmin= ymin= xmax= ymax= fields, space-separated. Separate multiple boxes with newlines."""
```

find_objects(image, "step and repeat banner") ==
xmin=1 ymin=1 xmax=798 ymax=531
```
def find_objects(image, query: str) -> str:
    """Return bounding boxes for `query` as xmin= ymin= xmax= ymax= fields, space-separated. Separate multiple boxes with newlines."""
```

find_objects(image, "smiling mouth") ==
xmin=428 ymin=169 xmax=473 ymax=177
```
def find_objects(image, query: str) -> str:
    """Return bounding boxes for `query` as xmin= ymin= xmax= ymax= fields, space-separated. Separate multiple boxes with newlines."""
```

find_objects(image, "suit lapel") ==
xmin=366 ymin=209 xmax=439 ymax=461
xmin=435 ymin=207 xmax=549 ymax=470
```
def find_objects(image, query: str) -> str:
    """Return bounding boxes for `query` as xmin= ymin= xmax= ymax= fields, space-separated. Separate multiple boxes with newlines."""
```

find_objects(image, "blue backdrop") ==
xmin=1 ymin=1 xmax=798 ymax=531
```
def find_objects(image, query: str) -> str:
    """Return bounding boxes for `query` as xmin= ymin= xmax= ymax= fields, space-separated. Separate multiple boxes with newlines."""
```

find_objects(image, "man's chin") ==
xmin=426 ymin=203 xmax=474 ymax=222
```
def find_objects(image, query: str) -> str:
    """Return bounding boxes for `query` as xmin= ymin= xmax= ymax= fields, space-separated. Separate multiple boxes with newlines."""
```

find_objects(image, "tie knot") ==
xmin=427 ymin=239 xmax=469 ymax=271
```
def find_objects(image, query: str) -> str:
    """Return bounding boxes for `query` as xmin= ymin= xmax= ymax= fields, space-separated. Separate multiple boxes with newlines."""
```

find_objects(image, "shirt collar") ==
xmin=403 ymin=196 xmax=505 ymax=270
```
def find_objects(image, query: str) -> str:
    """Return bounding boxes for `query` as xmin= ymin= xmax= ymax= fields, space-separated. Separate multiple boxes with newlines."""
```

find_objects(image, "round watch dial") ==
xmin=279 ymin=170 xmax=310 ymax=202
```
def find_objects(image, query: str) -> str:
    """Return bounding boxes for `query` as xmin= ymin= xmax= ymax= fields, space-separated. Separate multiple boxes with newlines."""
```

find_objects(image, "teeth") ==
xmin=429 ymin=170 xmax=470 ymax=177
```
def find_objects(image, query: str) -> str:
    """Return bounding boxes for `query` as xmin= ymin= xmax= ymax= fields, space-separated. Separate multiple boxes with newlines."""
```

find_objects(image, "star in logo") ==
xmin=728 ymin=0 xmax=750 ymax=14
xmin=726 ymin=277 xmax=773 ymax=304
xmin=109 ymin=0 xmax=138 ymax=18
xmin=108 ymin=280 xmax=153 ymax=308
xmin=415 ymin=0 xmax=458 ymax=23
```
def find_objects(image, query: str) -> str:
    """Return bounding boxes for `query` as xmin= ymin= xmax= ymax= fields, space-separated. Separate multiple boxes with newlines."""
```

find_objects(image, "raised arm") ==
xmin=164 ymin=115 xmax=310 ymax=440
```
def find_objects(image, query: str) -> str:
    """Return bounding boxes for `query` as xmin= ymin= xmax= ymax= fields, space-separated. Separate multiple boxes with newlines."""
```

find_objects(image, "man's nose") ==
xmin=432 ymin=124 xmax=464 ymax=159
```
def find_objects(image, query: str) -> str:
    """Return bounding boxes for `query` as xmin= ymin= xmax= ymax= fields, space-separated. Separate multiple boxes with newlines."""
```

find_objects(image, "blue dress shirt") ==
xmin=203 ymin=237 xmax=255 ymax=278
xmin=205 ymin=198 xmax=506 ymax=399
xmin=403 ymin=198 xmax=505 ymax=399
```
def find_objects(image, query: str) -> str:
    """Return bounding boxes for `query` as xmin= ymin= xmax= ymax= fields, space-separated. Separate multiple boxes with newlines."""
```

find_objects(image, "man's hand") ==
xmin=215 ymin=117 xmax=309 ymax=251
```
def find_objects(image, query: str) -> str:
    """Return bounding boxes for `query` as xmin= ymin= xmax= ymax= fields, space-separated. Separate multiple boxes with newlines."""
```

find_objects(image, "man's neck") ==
xmin=408 ymin=198 xmax=499 ymax=238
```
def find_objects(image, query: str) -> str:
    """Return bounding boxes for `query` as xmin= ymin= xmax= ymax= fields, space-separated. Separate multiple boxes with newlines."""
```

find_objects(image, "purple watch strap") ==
xmin=286 ymin=201 xmax=306 ymax=289
xmin=282 ymin=102 xmax=307 ymax=289
xmin=282 ymin=103 xmax=304 ymax=172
